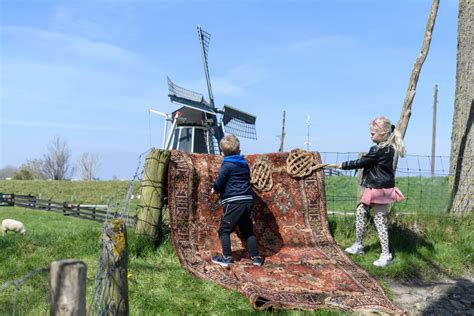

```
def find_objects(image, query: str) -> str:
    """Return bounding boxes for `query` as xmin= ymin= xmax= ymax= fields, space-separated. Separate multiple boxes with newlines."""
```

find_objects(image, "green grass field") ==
xmin=324 ymin=176 xmax=450 ymax=213
xmin=1 ymin=176 xmax=449 ymax=213
xmin=0 ymin=178 xmax=470 ymax=314
xmin=1 ymin=202 xmax=472 ymax=315
xmin=0 ymin=180 xmax=140 ymax=205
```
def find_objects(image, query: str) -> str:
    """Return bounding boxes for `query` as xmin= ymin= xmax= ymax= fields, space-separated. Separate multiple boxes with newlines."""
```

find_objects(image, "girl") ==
xmin=326 ymin=116 xmax=406 ymax=267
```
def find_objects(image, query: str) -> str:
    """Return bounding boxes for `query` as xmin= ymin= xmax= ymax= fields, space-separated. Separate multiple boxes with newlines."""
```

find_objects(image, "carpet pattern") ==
xmin=168 ymin=151 xmax=403 ymax=313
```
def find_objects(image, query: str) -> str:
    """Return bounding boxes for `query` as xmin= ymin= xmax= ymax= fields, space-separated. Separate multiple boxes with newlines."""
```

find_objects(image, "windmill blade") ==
xmin=222 ymin=105 xmax=256 ymax=124
xmin=197 ymin=26 xmax=215 ymax=109
xmin=222 ymin=105 xmax=257 ymax=140
xmin=167 ymin=76 xmax=216 ymax=115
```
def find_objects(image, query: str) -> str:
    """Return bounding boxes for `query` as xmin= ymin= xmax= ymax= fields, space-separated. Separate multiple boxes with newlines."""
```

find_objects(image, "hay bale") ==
xmin=135 ymin=149 xmax=170 ymax=240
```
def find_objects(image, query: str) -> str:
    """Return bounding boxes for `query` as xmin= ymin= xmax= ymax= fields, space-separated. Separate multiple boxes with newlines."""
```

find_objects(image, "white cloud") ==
xmin=1 ymin=26 xmax=145 ymax=65
xmin=2 ymin=118 xmax=147 ymax=135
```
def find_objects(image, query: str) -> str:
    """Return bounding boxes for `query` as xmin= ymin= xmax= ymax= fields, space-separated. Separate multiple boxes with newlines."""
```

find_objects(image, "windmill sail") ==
xmin=197 ymin=26 xmax=215 ymax=109
xmin=222 ymin=105 xmax=257 ymax=140
xmin=167 ymin=77 xmax=215 ymax=115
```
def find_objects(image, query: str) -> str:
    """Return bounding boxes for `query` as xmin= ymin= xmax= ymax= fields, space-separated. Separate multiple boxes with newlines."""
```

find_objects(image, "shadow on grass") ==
xmin=386 ymin=221 xmax=434 ymax=255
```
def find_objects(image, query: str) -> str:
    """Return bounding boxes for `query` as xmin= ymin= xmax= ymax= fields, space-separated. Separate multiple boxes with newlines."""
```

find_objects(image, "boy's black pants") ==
xmin=218 ymin=201 xmax=259 ymax=258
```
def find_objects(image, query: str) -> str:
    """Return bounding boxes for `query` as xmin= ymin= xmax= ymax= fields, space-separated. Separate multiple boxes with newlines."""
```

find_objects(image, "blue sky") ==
xmin=1 ymin=0 xmax=457 ymax=179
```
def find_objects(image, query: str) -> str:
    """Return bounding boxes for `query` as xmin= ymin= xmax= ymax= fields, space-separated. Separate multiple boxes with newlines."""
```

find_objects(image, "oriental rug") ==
xmin=168 ymin=150 xmax=403 ymax=313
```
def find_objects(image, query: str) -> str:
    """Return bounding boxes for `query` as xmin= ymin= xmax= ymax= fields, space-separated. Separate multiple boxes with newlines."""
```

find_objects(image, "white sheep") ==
xmin=1 ymin=219 xmax=26 ymax=235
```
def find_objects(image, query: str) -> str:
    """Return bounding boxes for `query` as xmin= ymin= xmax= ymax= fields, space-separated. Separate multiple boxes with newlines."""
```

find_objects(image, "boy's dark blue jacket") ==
xmin=213 ymin=155 xmax=253 ymax=204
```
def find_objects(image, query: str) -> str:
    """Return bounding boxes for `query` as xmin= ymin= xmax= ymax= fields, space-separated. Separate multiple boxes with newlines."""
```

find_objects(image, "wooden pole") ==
xmin=279 ymin=111 xmax=286 ymax=152
xmin=394 ymin=0 xmax=439 ymax=170
xmin=356 ymin=152 xmax=365 ymax=200
xmin=100 ymin=219 xmax=129 ymax=315
xmin=50 ymin=259 xmax=87 ymax=316
xmin=431 ymin=84 xmax=438 ymax=176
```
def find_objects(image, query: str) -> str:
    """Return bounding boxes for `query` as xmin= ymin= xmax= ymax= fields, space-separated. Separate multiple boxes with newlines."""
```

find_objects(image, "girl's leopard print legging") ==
xmin=355 ymin=203 xmax=390 ymax=255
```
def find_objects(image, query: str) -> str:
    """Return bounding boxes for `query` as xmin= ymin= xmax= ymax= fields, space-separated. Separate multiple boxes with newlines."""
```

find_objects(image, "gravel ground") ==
xmin=388 ymin=272 xmax=474 ymax=315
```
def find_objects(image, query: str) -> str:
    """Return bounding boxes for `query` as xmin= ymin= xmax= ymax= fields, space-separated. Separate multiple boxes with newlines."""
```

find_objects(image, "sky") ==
xmin=0 ymin=0 xmax=458 ymax=179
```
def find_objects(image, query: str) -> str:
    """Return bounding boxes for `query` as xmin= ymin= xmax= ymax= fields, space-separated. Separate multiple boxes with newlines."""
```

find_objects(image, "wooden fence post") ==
xmin=356 ymin=152 xmax=365 ymax=201
xmin=50 ymin=259 xmax=87 ymax=316
xmin=100 ymin=219 xmax=129 ymax=315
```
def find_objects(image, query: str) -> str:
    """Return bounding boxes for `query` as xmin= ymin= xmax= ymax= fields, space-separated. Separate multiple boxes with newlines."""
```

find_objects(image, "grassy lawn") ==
xmin=331 ymin=212 xmax=473 ymax=283
xmin=0 ymin=179 xmax=468 ymax=314
xmin=1 ymin=176 xmax=450 ymax=213
xmin=1 ymin=204 xmax=472 ymax=315
xmin=0 ymin=207 xmax=347 ymax=315
xmin=324 ymin=176 xmax=450 ymax=213
xmin=0 ymin=180 xmax=139 ymax=205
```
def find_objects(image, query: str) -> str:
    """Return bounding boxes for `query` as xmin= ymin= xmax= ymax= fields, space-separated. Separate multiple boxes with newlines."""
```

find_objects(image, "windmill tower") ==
xmin=153 ymin=26 xmax=257 ymax=154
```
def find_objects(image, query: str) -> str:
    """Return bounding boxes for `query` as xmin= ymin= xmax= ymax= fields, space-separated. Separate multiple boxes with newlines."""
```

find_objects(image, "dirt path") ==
xmin=388 ymin=272 xmax=474 ymax=315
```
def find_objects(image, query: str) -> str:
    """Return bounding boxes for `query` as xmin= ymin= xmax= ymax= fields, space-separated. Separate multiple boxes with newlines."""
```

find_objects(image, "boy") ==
xmin=211 ymin=134 xmax=263 ymax=267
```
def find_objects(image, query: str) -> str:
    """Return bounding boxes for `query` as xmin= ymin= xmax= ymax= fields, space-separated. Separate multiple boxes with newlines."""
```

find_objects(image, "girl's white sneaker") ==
xmin=373 ymin=253 xmax=393 ymax=267
xmin=344 ymin=243 xmax=365 ymax=255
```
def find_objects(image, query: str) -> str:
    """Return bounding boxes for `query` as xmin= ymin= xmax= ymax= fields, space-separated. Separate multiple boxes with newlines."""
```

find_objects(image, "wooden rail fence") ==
xmin=0 ymin=194 xmax=108 ymax=222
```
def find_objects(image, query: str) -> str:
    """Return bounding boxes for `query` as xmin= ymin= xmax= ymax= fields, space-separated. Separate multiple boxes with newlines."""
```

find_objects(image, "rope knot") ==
xmin=250 ymin=157 xmax=273 ymax=192
xmin=286 ymin=149 xmax=324 ymax=178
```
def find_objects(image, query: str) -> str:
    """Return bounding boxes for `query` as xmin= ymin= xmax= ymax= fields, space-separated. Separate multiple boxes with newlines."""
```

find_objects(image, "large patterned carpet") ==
xmin=168 ymin=150 xmax=403 ymax=313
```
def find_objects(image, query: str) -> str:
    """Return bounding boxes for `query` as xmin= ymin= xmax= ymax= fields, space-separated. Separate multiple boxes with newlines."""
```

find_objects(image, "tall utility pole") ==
xmin=304 ymin=115 xmax=311 ymax=151
xmin=278 ymin=111 xmax=286 ymax=152
xmin=431 ymin=84 xmax=438 ymax=176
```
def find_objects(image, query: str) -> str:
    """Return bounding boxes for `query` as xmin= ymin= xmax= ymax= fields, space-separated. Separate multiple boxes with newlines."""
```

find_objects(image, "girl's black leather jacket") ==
xmin=341 ymin=145 xmax=395 ymax=188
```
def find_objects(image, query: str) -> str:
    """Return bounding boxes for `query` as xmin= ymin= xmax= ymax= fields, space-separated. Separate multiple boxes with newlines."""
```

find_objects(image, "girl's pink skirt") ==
xmin=360 ymin=187 xmax=405 ymax=205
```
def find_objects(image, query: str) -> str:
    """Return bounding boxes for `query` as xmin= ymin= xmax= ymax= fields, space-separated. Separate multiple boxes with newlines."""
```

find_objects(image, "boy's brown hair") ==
xmin=220 ymin=134 xmax=240 ymax=156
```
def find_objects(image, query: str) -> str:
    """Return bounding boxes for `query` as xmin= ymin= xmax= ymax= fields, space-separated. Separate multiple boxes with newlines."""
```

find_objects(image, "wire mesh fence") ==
xmin=0 ymin=267 xmax=50 ymax=316
xmin=320 ymin=152 xmax=451 ymax=214
xmin=88 ymin=150 xmax=147 ymax=315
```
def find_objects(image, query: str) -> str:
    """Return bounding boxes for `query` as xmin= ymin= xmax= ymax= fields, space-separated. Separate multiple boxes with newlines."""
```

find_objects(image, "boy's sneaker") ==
xmin=373 ymin=253 xmax=393 ymax=267
xmin=251 ymin=256 xmax=264 ymax=266
xmin=211 ymin=255 xmax=233 ymax=267
xmin=345 ymin=243 xmax=365 ymax=255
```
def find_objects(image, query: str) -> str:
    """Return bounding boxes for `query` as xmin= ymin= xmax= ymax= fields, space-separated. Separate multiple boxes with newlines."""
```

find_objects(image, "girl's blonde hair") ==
xmin=220 ymin=134 xmax=240 ymax=156
xmin=370 ymin=116 xmax=406 ymax=157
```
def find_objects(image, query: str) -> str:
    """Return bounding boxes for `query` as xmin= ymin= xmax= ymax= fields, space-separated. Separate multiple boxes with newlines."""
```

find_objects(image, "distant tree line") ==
xmin=0 ymin=136 xmax=101 ymax=181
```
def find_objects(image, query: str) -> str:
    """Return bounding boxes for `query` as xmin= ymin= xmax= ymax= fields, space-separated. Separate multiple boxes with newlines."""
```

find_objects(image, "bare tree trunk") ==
xmin=449 ymin=0 xmax=473 ymax=215
xmin=394 ymin=0 xmax=439 ymax=169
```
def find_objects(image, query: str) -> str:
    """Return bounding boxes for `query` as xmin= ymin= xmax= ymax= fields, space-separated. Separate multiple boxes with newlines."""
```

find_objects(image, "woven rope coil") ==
xmin=286 ymin=148 xmax=325 ymax=178
xmin=250 ymin=157 xmax=273 ymax=192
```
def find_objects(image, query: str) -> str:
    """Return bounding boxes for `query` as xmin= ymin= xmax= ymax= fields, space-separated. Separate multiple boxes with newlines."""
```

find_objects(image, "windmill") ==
xmin=152 ymin=26 xmax=257 ymax=154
